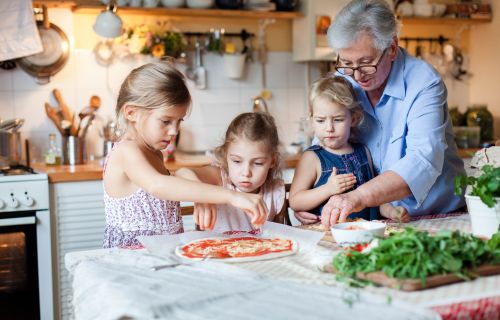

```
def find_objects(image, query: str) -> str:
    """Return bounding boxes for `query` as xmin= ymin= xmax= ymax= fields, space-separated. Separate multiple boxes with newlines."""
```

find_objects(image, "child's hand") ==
xmin=193 ymin=203 xmax=217 ymax=230
xmin=230 ymin=193 xmax=268 ymax=228
xmin=326 ymin=167 xmax=357 ymax=195
xmin=380 ymin=204 xmax=411 ymax=223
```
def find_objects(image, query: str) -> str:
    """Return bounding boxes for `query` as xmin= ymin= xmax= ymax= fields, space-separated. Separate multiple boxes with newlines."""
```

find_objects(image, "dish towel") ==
xmin=0 ymin=0 xmax=42 ymax=61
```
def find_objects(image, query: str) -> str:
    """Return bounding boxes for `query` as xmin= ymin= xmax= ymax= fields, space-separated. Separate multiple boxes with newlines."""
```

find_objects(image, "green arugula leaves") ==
xmin=333 ymin=228 xmax=500 ymax=287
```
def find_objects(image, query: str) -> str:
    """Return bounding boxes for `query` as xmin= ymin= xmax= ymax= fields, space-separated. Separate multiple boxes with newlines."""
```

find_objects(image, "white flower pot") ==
xmin=465 ymin=194 xmax=500 ymax=238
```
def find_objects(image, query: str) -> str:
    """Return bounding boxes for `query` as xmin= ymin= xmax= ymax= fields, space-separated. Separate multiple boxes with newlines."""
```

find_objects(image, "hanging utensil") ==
xmin=188 ymin=40 xmax=207 ymax=89
xmin=44 ymin=103 xmax=65 ymax=135
xmin=257 ymin=19 xmax=274 ymax=101
xmin=17 ymin=5 xmax=70 ymax=84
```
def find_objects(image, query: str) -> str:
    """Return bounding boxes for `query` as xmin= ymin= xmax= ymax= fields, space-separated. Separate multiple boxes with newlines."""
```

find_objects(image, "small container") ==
xmin=103 ymin=140 xmax=114 ymax=159
xmin=62 ymin=136 xmax=86 ymax=165
xmin=330 ymin=221 xmax=386 ymax=245
xmin=223 ymin=53 xmax=246 ymax=79
xmin=453 ymin=126 xmax=480 ymax=149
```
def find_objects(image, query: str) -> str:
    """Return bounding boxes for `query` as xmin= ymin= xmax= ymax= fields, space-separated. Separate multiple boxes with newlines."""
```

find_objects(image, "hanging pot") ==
xmin=17 ymin=6 xmax=70 ymax=85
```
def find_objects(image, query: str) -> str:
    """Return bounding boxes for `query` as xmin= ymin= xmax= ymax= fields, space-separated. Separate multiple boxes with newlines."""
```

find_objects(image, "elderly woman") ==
xmin=295 ymin=0 xmax=465 ymax=227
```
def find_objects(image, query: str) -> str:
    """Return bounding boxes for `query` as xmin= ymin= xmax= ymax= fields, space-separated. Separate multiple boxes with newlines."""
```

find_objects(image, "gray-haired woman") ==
xmin=295 ymin=0 xmax=465 ymax=227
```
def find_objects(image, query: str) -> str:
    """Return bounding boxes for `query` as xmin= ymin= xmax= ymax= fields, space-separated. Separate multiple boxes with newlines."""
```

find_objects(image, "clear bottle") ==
xmin=45 ymin=133 xmax=61 ymax=166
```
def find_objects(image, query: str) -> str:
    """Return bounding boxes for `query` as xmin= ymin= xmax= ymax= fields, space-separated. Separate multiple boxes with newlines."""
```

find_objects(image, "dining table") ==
xmin=65 ymin=213 xmax=500 ymax=320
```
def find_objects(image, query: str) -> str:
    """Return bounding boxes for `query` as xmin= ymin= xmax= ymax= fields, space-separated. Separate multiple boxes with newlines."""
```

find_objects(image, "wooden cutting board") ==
xmin=324 ymin=264 xmax=500 ymax=291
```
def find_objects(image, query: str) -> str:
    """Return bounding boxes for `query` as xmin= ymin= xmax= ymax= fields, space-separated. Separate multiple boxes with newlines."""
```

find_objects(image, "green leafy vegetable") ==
xmin=333 ymin=228 xmax=500 ymax=287
xmin=455 ymin=165 xmax=500 ymax=208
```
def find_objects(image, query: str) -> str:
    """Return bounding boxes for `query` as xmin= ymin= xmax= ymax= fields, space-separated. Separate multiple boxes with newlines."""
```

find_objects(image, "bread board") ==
xmin=324 ymin=264 xmax=500 ymax=291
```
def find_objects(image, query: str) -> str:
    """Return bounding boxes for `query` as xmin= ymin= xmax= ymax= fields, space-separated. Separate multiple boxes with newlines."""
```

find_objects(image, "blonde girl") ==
xmin=176 ymin=112 xmax=286 ymax=232
xmin=103 ymin=62 xmax=267 ymax=248
xmin=289 ymin=76 xmax=409 ymax=224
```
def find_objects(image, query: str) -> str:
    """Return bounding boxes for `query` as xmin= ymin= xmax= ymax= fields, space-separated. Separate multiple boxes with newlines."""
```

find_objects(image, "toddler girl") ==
xmin=289 ymin=76 xmax=410 ymax=223
xmin=102 ymin=62 xmax=267 ymax=248
xmin=176 ymin=112 xmax=285 ymax=232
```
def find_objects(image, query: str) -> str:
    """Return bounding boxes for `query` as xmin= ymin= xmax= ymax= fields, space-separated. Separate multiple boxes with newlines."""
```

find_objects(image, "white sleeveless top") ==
xmin=213 ymin=170 xmax=285 ymax=233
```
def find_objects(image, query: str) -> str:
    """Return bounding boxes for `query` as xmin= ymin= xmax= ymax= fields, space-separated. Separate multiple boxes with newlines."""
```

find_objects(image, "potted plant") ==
xmin=455 ymin=164 xmax=500 ymax=238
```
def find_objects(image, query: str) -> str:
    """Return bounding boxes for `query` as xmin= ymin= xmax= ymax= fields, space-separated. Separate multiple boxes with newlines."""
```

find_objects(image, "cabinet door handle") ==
xmin=0 ymin=216 xmax=36 ymax=226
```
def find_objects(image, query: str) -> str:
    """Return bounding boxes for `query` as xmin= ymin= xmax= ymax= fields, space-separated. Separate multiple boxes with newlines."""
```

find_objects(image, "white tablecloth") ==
xmin=65 ymin=214 xmax=499 ymax=320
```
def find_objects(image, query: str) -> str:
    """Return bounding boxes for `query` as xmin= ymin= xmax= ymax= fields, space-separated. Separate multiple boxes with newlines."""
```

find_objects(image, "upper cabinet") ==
xmin=292 ymin=0 xmax=349 ymax=62
xmin=34 ymin=0 xmax=303 ymax=19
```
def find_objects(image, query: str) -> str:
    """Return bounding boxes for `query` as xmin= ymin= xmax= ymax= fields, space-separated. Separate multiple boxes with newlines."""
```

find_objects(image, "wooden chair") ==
xmin=272 ymin=183 xmax=292 ymax=226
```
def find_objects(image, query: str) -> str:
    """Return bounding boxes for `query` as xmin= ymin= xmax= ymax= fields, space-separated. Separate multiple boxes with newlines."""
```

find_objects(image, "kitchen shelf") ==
xmin=69 ymin=1 xmax=302 ymax=19
xmin=401 ymin=17 xmax=492 ymax=25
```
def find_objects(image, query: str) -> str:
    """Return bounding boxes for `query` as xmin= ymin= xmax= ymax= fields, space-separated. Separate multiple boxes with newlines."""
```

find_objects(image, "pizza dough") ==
xmin=175 ymin=236 xmax=298 ymax=263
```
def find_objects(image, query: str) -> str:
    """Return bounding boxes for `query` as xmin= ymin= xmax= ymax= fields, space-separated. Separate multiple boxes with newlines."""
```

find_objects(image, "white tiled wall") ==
xmin=0 ymin=8 xmax=314 ymax=163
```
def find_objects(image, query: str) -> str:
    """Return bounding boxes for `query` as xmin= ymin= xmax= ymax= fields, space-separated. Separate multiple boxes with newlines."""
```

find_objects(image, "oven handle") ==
xmin=0 ymin=216 xmax=36 ymax=226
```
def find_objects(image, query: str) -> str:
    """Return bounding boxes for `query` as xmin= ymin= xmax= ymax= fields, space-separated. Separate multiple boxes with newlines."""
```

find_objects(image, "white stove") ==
xmin=0 ymin=167 xmax=53 ymax=320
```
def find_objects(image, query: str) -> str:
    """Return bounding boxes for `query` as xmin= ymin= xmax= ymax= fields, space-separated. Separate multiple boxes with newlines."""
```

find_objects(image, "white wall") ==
xmin=0 ymin=9 xmax=313 ymax=163
xmin=469 ymin=0 xmax=500 ymax=140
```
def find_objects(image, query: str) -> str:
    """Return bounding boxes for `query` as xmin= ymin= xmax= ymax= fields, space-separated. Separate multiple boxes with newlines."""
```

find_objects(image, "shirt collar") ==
xmin=383 ymin=47 xmax=406 ymax=101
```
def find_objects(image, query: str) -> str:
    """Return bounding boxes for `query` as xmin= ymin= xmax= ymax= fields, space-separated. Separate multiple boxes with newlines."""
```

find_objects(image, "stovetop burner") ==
xmin=0 ymin=164 xmax=35 ymax=176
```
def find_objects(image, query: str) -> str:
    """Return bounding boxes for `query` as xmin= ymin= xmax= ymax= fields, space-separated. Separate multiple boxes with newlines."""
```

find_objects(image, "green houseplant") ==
xmin=455 ymin=165 xmax=500 ymax=238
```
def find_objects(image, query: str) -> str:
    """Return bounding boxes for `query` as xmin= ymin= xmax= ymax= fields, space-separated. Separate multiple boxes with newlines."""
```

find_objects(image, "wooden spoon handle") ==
xmin=52 ymin=89 xmax=77 ymax=136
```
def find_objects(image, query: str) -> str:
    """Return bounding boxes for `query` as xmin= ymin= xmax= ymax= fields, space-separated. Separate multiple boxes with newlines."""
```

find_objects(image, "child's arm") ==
xmin=289 ymin=151 xmax=356 ymax=212
xmin=175 ymin=166 xmax=221 ymax=230
xmin=117 ymin=143 xmax=267 ymax=226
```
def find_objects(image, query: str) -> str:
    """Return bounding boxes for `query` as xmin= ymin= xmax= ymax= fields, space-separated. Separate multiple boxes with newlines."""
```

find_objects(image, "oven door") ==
xmin=0 ymin=211 xmax=40 ymax=320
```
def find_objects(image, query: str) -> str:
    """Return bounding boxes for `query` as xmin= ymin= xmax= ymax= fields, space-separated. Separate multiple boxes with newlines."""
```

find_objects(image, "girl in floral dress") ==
xmin=102 ymin=62 xmax=267 ymax=248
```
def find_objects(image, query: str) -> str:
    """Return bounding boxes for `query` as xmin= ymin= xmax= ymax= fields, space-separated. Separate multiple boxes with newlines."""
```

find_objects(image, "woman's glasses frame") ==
xmin=334 ymin=48 xmax=389 ymax=76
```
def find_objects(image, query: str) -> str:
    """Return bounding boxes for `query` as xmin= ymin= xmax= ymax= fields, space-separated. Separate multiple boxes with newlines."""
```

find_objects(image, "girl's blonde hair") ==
xmin=116 ymin=61 xmax=191 ymax=133
xmin=308 ymin=76 xmax=364 ymax=140
xmin=213 ymin=112 xmax=282 ymax=181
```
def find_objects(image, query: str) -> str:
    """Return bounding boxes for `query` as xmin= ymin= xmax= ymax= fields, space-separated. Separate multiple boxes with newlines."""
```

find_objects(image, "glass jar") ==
xmin=466 ymin=105 xmax=493 ymax=143
xmin=449 ymin=107 xmax=465 ymax=127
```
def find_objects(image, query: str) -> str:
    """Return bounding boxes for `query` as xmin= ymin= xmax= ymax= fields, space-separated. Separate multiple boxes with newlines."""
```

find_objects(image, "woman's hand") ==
xmin=193 ymin=203 xmax=217 ymax=230
xmin=321 ymin=191 xmax=364 ymax=229
xmin=326 ymin=168 xmax=357 ymax=195
xmin=380 ymin=204 xmax=411 ymax=223
xmin=294 ymin=211 xmax=321 ymax=225
xmin=230 ymin=193 xmax=268 ymax=227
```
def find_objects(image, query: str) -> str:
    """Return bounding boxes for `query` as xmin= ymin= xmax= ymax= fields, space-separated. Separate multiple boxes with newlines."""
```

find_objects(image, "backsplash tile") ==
xmin=0 ymin=47 xmax=312 ymax=161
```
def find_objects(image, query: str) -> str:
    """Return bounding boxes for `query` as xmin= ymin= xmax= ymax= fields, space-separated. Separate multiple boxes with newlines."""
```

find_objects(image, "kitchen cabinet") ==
xmin=292 ymin=0 xmax=491 ymax=62
xmin=292 ymin=0 xmax=350 ymax=61
xmin=49 ymin=180 xmax=105 ymax=320
xmin=33 ymin=0 xmax=303 ymax=19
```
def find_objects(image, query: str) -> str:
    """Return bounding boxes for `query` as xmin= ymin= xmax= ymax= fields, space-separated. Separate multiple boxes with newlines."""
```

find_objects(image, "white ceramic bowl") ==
xmin=186 ymin=0 xmax=214 ymax=8
xmin=161 ymin=0 xmax=185 ymax=7
xmin=331 ymin=221 xmax=386 ymax=245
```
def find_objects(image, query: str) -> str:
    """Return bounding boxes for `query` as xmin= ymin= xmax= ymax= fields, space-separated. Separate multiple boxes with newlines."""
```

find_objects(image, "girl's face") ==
xmin=226 ymin=137 xmax=275 ymax=194
xmin=311 ymin=96 xmax=353 ymax=153
xmin=134 ymin=105 xmax=188 ymax=151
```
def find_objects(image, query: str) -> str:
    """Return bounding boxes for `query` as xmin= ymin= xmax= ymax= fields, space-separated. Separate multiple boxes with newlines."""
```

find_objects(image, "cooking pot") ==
xmin=17 ymin=6 xmax=70 ymax=85
xmin=0 ymin=130 xmax=22 ymax=168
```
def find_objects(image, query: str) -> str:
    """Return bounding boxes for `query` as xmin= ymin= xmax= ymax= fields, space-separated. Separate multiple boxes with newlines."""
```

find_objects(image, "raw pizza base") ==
xmin=175 ymin=237 xmax=299 ymax=263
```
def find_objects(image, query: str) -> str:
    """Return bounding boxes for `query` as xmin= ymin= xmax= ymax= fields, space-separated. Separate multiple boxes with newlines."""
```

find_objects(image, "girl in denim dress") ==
xmin=289 ymin=76 xmax=409 ymax=225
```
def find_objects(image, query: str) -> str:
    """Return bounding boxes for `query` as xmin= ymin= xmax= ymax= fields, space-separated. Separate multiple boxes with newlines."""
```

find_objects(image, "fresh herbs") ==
xmin=333 ymin=228 xmax=500 ymax=287
xmin=455 ymin=165 xmax=500 ymax=208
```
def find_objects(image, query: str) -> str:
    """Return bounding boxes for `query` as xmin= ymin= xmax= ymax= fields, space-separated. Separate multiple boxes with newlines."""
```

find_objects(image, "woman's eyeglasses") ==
xmin=335 ymin=48 xmax=388 ymax=76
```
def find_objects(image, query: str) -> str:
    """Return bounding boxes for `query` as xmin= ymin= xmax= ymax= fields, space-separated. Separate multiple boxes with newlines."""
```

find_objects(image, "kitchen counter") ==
xmin=32 ymin=152 xmax=301 ymax=183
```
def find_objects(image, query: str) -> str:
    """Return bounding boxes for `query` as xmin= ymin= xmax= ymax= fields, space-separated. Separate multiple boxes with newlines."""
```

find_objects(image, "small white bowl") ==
xmin=331 ymin=221 xmax=385 ymax=245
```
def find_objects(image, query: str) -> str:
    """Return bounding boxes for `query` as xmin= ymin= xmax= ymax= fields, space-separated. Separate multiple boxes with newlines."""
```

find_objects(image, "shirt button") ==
xmin=377 ymin=143 xmax=380 ymax=147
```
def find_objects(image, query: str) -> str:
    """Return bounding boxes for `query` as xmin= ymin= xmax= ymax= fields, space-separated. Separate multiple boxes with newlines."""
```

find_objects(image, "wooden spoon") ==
xmin=52 ymin=89 xmax=77 ymax=136
xmin=45 ymin=102 xmax=64 ymax=135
